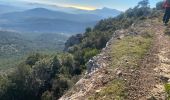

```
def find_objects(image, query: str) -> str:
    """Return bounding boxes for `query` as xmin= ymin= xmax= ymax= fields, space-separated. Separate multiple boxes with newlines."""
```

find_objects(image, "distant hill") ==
xmin=0 ymin=30 xmax=68 ymax=69
xmin=0 ymin=4 xmax=23 ymax=14
xmin=15 ymin=2 xmax=121 ymax=17
xmin=0 ymin=31 xmax=68 ymax=58
xmin=91 ymin=7 xmax=122 ymax=18
xmin=73 ymin=7 xmax=121 ymax=18
xmin=34 ymin=33 xmax=68 ymax=51
xmin=0 ymin=31 xmax=32 ymax=57
xmin=0 ymin=7 xmax=121 ymax=34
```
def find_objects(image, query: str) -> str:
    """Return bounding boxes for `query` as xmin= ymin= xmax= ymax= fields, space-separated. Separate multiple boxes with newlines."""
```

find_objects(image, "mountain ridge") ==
xmin=0 ymin=7 xmax=120 ymax=34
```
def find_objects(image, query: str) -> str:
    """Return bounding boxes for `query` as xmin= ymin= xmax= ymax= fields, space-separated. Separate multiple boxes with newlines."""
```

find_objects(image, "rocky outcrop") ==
xmin=64 ymin=34 xmax=84 ymax=51
xmin=86 ymin=29 xmax=131 ymax=75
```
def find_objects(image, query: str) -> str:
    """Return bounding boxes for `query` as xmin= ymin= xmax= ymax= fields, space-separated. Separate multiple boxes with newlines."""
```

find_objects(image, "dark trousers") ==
xmin=163 ymin=7 xmax=170 ymax=24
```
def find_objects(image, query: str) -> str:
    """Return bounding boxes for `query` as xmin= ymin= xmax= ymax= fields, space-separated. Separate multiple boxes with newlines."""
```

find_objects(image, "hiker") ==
xmin=163 ymin=0 xmax=170 ymax=26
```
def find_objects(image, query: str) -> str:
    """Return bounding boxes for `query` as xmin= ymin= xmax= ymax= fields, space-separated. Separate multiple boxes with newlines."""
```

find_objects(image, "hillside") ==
xmin=59 ymin=2 xmax=170 ymax=100
xmin=0 ymin=31 xmax=68 ymax=57
xmin=0 ymin=31 xmax=32 ymax=57
xmin=1 ymin=1 xmax=170 ymax=100
xmin=60 ymin=17 xmax=169 ymax=100
xmin=0 ymin=31 xmax=68 ymax=69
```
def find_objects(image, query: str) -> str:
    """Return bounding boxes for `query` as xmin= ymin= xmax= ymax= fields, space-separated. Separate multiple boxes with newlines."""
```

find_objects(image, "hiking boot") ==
xmin=164 ymin=23 xmax=168 ymax=26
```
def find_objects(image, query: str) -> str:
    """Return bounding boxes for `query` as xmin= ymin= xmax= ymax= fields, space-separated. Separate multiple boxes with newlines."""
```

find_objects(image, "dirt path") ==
xmin=150 ymin=25 xmax=170 ymax=99
xmin=125 ymin=22 xmax=170 ymax=100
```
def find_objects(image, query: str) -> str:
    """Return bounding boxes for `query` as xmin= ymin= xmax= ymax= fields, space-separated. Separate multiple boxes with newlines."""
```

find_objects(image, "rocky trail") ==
xmin=148 ymin=24 xmax=170 ymax=99
xmin=125 ymin=22 xmax=170 ymax=100
xmin=59 ymin=19 xmax=170 ymax=100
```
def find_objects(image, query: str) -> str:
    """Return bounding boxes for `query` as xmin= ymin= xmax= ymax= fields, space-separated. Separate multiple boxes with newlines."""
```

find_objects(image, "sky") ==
xmin=0 ymin=0 xmax=162 ymax=11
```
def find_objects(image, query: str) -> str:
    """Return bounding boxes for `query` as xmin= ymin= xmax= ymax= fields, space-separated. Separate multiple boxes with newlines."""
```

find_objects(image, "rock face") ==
xmin=86 ymin=29 xmax=128 ymax=74
xmin=64 ymin=34 xmax=84 ymax=51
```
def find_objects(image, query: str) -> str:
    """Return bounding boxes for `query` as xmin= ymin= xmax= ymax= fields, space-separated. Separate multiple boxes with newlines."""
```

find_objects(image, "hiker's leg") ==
xmin=163 ymin=13 xmax=167 ymax=23
xmin=163 ymin=8 xmax=168 ymax=23
xmin=167 ymin=8 xmax=170 ymax=23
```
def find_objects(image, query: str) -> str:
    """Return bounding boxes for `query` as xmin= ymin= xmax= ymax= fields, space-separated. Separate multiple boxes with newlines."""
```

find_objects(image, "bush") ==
xmin=41 ymin=91 xmax=52 ymax=100
xmin=165 ymin=83 xmax=170 ymax=99
xmin=156 ymin=1 xmax=163 ymax=10
xmin=0 ymin=75 xmax=10 ymax=98
xmin=52 ymin=77 xmax=73 ymax=99
xmin=1 ymin=63 xmax=39 ymax=100
xmin=84 ymin=48 xmax=99 ymax=62
xmin=25 ymin=53 xmax=40 ymax=66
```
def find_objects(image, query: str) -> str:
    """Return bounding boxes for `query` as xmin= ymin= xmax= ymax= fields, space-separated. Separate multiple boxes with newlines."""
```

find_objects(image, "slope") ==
xmin=59 ymin=17 xmax=170 ymax=100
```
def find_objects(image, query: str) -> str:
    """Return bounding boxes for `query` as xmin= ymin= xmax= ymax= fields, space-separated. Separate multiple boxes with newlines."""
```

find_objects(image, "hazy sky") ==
xmin=0 ymin=0 xmax=162 ymax=11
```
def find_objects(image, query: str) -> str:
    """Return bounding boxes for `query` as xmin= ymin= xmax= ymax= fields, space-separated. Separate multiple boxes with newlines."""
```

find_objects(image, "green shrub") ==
xmin=41 ymin=91 xmax=52 ymax=100
xmin=25 ymin=53 xmax=40 ymax=66
xmin=52 ymin=77 xmax=73 ymax=98
xmin=0 ymin=75 xmax=10 ymax=97
xmin=84 ymin=48 xmax=99 ymax=62
xmin=156 ymin=1 xmax=164 ymax=10
xmin=165 ymin=83 xmax=170 ymax=98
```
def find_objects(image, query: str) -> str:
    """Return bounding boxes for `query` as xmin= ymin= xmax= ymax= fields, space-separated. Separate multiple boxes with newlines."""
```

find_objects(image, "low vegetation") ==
xmin=0 ymin=53 xmax=78 ymax=100
xmin=111 ymin=35 xmax=153 ymax=68
xmin=89 ymin=80 xmax=125 ymax=100
xmin=165 ymin=83 xmax=170 ymax=99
